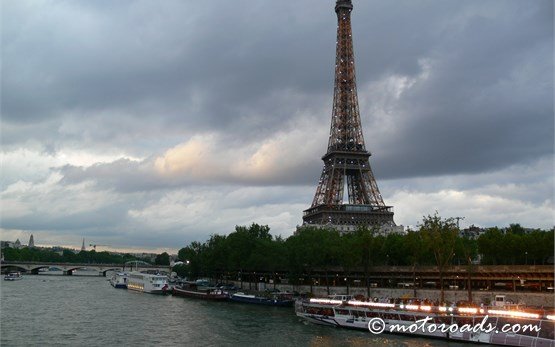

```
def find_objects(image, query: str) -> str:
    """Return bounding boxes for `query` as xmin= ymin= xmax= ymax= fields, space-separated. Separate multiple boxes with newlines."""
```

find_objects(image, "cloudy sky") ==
xmin=1 ymin=0 xmax=553 ymax=253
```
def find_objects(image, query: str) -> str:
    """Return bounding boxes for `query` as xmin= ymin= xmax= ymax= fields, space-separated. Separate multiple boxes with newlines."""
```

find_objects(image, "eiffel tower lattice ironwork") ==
xmin=302 ymin=0 xmax=395 ymax=231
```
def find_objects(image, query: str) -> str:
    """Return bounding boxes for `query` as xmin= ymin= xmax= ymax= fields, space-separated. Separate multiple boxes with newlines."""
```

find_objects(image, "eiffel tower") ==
xmin=302 ymin=0 xmax=395 ymax=233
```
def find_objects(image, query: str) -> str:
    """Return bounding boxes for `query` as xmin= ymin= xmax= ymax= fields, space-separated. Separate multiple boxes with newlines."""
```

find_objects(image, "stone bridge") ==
xmin=0 ymin=261 xmax=171 ymax=276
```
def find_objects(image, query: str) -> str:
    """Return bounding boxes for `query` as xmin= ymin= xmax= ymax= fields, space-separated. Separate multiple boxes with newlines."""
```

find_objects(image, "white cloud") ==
xmin=1 ymin=172 xmax=120 ymax=220
xmin=127 ymin=185 xmax=310 ymax=240
xmin=154 ymin=115 xmax=327 ymax=184
xmin=1 ymin=147 xmax=142 ymax=188
xmin=386 ymin=157 xmax=554 ymax=230
xmin=390 ymin=188 xmax=553 ymax=230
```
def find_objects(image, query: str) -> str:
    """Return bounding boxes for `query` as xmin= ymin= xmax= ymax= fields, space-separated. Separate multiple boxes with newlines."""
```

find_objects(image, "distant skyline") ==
xmin=1 ymin=238 xmax=170 ymax=255
xmin=1 ymin=0 xmax=553 ymax=253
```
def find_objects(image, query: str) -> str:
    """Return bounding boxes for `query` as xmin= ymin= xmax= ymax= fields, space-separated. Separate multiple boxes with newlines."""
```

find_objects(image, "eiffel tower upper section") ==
xmin=302 ymin=0 xmax=395 ymax=232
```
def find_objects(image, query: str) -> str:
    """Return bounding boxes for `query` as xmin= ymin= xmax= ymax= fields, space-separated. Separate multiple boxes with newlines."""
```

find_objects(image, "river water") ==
xmin=1 ymin=274 xmax=466 ymax=346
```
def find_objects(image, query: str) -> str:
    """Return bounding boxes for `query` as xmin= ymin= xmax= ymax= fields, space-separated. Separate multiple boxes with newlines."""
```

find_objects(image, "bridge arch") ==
xmin=123 ymin=260 xmax=152 ymax=271
xmin=101 ymin=268 xmax=122 ymax=277
xmin=1 ymin=264 xmax=28 ymax=273
xmin=29 ymin=265 xmax=56 ymax=275
xmin=64 ymin=266 xmax=97 ymax=275
xmin=1 ymin=261 xmax=169 ymax=276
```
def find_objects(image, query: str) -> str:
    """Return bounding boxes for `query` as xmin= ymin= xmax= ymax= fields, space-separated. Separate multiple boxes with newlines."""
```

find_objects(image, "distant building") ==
xmin=81 ymin=238 xmax=86 ymax=252
xmin=459 ymin=225 xmax=549 ymax=239
xmin=0 ymin=241 xmax=15 ymax=249
xmin=14 ymin=239 xmax=21 ymax=249
xmin=459 ymin=225 xmax=485 ymax=239
xmin=51 ymin=246 xmax=65 ymax=256
xmin=130 ymin=252 xmax=157 ymax=262
xmin=500 ymin=227 xmax=539 ymax=235
xmin=28 ymin=234 xmax=35 ymax=248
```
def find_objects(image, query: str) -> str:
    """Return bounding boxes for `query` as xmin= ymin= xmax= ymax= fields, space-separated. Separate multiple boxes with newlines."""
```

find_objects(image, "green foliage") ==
xmin=419 ymin=213 xmax=458 ymax=270
xmin=418 ymin=213 xmax=459 ymax=303
xmin=177 ymin=241 xmax=205 ymax=278
xmin=158 ymin=221 xmax=555 ymax=281
xmin=477 ymin=227 xmax=554 ymax=265
xmin=454 ymin=236 xmax=478 ymax=265
xmin=155 ymin=252 xmax=170 ymax=265
xmin=172 ymin=263 xmax=188 ymax=278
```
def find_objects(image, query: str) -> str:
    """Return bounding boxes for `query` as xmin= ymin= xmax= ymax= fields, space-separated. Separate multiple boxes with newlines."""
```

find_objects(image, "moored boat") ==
xmin=295 ymin=296 xmax=555 ymax=346
xmin=4 ymin=272 xmax=22 ymax=281
xmin=230 ymin=292 xmax=295 ymax=307
xmin=127 ymin=271 xmax=170 ymax=294
xmin=172 ymin=282 xmax=229 ymax=301
xmin=109 ymin=272 xmax=128 ymax=289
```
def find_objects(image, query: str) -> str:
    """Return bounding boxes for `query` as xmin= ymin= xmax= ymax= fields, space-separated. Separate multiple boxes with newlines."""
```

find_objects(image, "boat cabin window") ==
xmin=436 ymin=316 xmax=452 ymax=325
xmin=382 ymin=313 xmax=399 ymax=321
xmin=352 ymin=310 xmax=366 ymax=318
xmin=399 ymin=314 xmax=415 ymax=322
xmin=365 ymin=311 xmax=380 ymax=318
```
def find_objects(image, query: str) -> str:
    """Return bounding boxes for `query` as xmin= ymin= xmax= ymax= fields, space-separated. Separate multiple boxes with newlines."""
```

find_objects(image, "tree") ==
xmin=405 ymin=228 xmax=428 ymax=296
xmin=286 ymin=226 xmax=332 ymax=291
xmin=155 ymin=252 xmax=170 ymax=265
xmin=477 ymin=228 xmax=504 ymax=265
xmin=177 ymin=242 xmax=205 ymax=278
xmin=503 ymin=232 xmax=522 ymax=265
xmin=507 ymin=223 xmax=525 ymax=235
xmin=338 ymin=232 xmax=359 ymax=294
xmin=319 ymin=230 xmax=341 ymax=294
xmin=419 ymin=213 xmax=458 ymax=304
xmin=172 ymin=263 xmax=188 ymax=278
xmin=455 ymin=236 xmax=478 ymax=301
xmin=204 ymin=234 xmax=228 ymax=279
xmin=352 ymin=226 xmax=378 ymax=296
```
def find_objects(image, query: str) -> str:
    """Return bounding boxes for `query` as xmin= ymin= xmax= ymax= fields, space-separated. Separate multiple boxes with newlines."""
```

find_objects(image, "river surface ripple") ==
xmin=1 ymin=275 xmax=466 ymax=346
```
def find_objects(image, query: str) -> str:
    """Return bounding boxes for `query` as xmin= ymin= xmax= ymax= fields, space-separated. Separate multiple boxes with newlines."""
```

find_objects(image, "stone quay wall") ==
xmin=231 ymin=281 xmax=555 ymax=308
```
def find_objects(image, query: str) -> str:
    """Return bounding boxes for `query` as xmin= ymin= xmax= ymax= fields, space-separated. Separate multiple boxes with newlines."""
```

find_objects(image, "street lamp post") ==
xmin=454 ymin=216 xmax=465 ymax=229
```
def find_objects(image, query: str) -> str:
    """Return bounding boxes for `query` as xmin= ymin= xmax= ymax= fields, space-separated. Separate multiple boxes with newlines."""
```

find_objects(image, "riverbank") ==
xmin=230 ymin=281 xmax=555 ymax=308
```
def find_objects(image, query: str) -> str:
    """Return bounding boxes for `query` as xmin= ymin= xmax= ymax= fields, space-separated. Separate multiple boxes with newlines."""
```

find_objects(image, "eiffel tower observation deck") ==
xmin=302 ymin=0 xmax=398 ymax=234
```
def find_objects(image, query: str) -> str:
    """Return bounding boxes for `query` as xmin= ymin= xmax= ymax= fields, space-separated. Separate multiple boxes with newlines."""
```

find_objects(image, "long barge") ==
xmin=229 ymin=292 xmax=295 ymax=307
xmin=295 ymin=296 xmax=555 ymax=346
xmin=172 ymin=284 xmax=228 ymax=301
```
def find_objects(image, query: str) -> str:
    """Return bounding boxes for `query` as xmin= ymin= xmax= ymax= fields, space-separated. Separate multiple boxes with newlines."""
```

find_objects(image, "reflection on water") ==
xmin=1 ymin=276 xmax=466 ymax=346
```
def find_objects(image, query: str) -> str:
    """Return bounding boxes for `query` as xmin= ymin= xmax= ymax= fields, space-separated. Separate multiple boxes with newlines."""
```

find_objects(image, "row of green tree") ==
xmin=174 ymin=216 xmax=552 ymax=302
xmin=477 ymin=226 xmax=553 ymax=265
xmin=2 ymin=247 xmax=150 ymax=264
xmin=175 ymin=217 xmax=553 ymax=281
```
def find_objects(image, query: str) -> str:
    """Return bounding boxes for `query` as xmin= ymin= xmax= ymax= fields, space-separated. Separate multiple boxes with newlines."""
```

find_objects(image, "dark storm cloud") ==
xmin=5 ymin=202 xmax=128 ymax=232
xmin=1 ymin=0 xmax=553 ymax=249
xmin=2 ymin=0 xmax=334 ymax=153
xmin=3 ymin=0 xmax=551 ymax=183
xmin=356 ymin=0 xmax=553 ymax=180
xmin=59 ymin=159 xmax=167 ymax=192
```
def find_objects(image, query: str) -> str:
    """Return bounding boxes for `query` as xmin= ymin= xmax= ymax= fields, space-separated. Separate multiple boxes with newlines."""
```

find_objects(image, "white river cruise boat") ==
xmin=109 ymin=272 xmax=128 ymax=289
xmin=4 ymin=272 xmax=23 ymax=281
xmin=296 ymin=296 xmax=555 ymax=347
xmin=126 ymin=271 xmax=169 ymax=294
